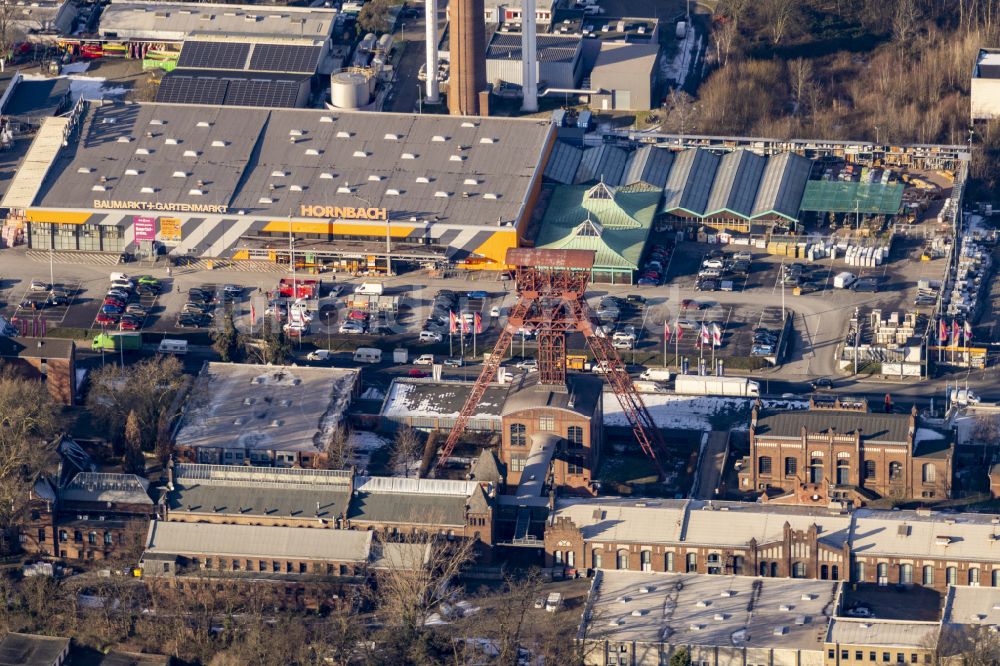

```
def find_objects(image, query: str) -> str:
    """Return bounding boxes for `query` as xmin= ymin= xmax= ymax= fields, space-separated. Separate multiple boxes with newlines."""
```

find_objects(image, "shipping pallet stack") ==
xmin=0 ymin=222 xmax=23 ymax=248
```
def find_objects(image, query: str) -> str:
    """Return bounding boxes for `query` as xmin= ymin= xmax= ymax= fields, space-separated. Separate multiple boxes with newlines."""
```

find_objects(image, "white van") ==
xmin=354 ymin=283 xmax=384 ymax=296
xmin=110 ymin=272 xmax=130 ymax=283
xmin=353 ymin=347 xmax=382 ymax=364
xmin=157 ymin=339 xmax=188 ymax=355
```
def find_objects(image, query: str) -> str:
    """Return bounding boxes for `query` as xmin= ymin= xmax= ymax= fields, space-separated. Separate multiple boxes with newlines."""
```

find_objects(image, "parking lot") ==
xmin=11 ymin=277 xmax=83 ymax=327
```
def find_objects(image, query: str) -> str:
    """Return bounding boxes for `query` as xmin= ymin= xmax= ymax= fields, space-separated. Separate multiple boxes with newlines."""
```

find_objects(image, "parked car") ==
xmin=677 ymin=319 xmax=698 ymax=330
xmin=177 ymin=314 xmax=211 ymax=328
xmin=414 ymin=354 xmax=435 ymax=366
xmin=681 ymin=299 xmax=696 ymax=310
xmin=626 ymin=294 xmax=646 ymax=307
xmin=443 ymin=358 xmax=464 ymax=367
xmin=137 ymin=275 xmax=160 ymax=286
xmin=125 ymin=303 xmax=147 ymax=317
xmin=103 ymin=297 xmax=127 ymax=307
xmin=101 ymin=303 xmax=124 ymax=314
xmin=339 ymin=322 xmax=364 ymax=334
xmin=29 ymin=280 xmax=49 ymax=292
xmin=695 ymin=280 xmax=718 ymax=292
xmin=637 ymin=278 xmax=659 ymax=286
xmin=106 ymin=288 xmax=130 ymax=300
xmin=408 ymin=369 xmax=429 ymax=378
xmin=46 ymin=293 xmax=70 ymax=306
xmin=853 ymin=278 xmax=880 ymax=293
xmin=95 ymin=313 xmax=117 ymax=326
xmin=702 ymin=258 xmax=724 ymax=269
xmin=182 ymin=302 xmax=212 ymax=314
xmin=187 ymin=288 xmax=212 ymax=303
xmin=283 ymin=322 xmax=309 ymax=336
xmin=119 ymin=316 xmax=141 ymax=331
xmin=137 ymin=283 xmax=160 ymax=296
xmin=751 ymin=344 xmax=775 ymax=356
xmin=515 ymin=359 xmax=538 ymax=372
xmin=419 ymin=330 xmax=443 ymax=343
xmin=222 ymin=284 xmax=242 ymax=297
xmin=307 ymin=349 xmax=332 ymax=361
xmin=490 ymin=306 xmax=501 ymax=318
xmin=466 ymin=290 xmax=488 ymax=299
xmin=811 ymin=377 xmax=834 ymax=390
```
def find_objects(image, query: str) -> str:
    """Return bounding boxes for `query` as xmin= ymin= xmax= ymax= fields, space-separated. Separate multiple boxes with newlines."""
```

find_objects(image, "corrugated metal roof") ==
xmin=662 ymin=148 xmax=720 ymax=215
xmin=144 ymin=520 xmax=373 ymax=561
xmin=0 ymin=632 xmax=70 ymax=666
xmin=543 ymin=141 xmax=583 ymax=184
xmin=755 ymin=409 xmax=912 ymax=443
xmin=1 ymin=115 xmax=69 ymax=209
xmin=704 ymin=149 xmax=767 ymax=217
xmin=943 ymin=586 xmax=1000 ymax=626
xmin=62 ymin=472 xmax=152 ymax=506
xmin=751 ymin=152 xmax=811 ymax=220
xmin=575 ymin=144 xmax=629 ymax=185
xmin=826 ymin=618 xmax=939 ymax=649
xmin=167 ymin=479 xmax=351 ymax=521
xmin=682 ymin=501 xmax=852 ymax=548
xmin=621 ymin=144 xmax=674 ymax=189
xmin=349 ymin=491 xmax=469 ymax=526
xmin=485 ymin=33 xmax=580 ymax=64
xmin=552 ymin=497 xmax=689 ymax=543
xmin=353 ymin=475 xmax=477 ymax=497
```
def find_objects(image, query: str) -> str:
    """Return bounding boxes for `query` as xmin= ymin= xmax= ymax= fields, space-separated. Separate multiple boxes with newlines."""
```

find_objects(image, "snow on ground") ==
xmin=67 ymin=75 xmax=128 ymax=103
xmin=661 ymin=26 xmax=702 ymax=88
xmin=61 ymin=61 xmax=91 ymax=74
xmin=360 ymin=386 xmax=384 ymax=401
xmin=915 ymin=427 xmax=945 ymax=445
xmin=603 ymin=393 xmax=808 ymax=431
xmin=349 ymin=430 xmax=389 ymax=451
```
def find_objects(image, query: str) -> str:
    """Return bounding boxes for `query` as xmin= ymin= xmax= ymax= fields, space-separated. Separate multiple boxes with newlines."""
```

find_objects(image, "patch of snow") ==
xmin=67 ymin=75 xmax=128 ymax=103
xmin=360 ymin=386 xmax=384 ymax=400
xmin=661 ymin=26 xmax=702 ymax=88
xmin=915 ymin=427 xmax=945 ymax=445
xmin=348 ymin=430 xmax=388 ymax=452
xmin=603 ymin=393 xmax=807 ymax=431
xmin=61 ymin=61 xmax=90 ymax=74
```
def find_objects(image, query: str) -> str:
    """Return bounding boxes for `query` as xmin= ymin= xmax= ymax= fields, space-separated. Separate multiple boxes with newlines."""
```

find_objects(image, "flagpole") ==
xmin=675 ymin=322 xmax=679 ymax=370
xmin=663 ymin=320 xmax=667 ymax=368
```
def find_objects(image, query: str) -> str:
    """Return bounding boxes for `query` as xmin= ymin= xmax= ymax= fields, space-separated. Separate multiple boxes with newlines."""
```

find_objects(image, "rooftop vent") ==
xmin=897 ymin=525 xmax=912 ymax=537
xmin=630 ymin=610 xmax=645 ymax=617
xmin=172 ymin=171 xmax=187 ymax=178
xmin=936 ymin=536 xmax=955 ymax=546
xmin=415 ymin=176 xmax=430 ymax=183
xmin=233 ymin=417 xmax=245 ymax=426
xmin=689 ymin=624 xmax=704 ymax=631
xmin=609 ymin=618 xmax=624 ymax=626
xmin=696 ymin=600 xmax=711 ymax=608
xmin=638 ymin=586 xmax=654 ymax=593
xmin=479 ymin=137 xmax=497 ymax=144
xmin=713 ymin=613 xmax=728 ymax=621
xmin=320 ymin=172 xmax=334 ymax=180
xmin=305 ymin=148 xmax=322 ymax=156
xmin=719 ymin=590 xmax=736 ymax=598
xmin=165 ymin=138 xmax=180 ymax=145
xmin=243 ymin=397 xmax=255 ymax=406
xmin=76 ymin=167 xmax=93 ymax=174
xmin=779 ymin=604 xmax=793 ymax=612
xmin=336 ymin=130 xmax=352 ymax=138
xmin=800 ymin=594 xmax=815 ymax=601
xmin=116 ymin=136 xmax=132 ymax=143
xmin=211 ymin=140 xmax=228 ymax=147
xmin=772 ymin=627 xmax=786 ymax=636
xmin=794 ymin=616 xmax=807 ymax=626
xmin=401 ymin=152 xmax=416 ymax=159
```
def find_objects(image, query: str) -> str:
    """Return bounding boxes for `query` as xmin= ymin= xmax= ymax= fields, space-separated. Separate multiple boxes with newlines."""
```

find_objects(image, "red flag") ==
xmin=664 ymin=320 xmax=671 ymax=342
xmin=964 ymin=321 xmax=973 ymax=343
xmin=700 ymin=324 xmax=710 ymax=345
xmin=251 ymin=303 xmax=256 ymax=321
xmin=449 ymin=311 xmax=457 ymax=334
xmin=938 ymin=319 xmax=947 ymax=343
xmin=951 ymin=320 xmax=961 ymax=346
xmin=712 ymin=323 xmax=722 ymax=346
xmin=675 ymin=324 xmax=683 ymax=341
xmin=474 ymin=312 xmax=482 ymax=334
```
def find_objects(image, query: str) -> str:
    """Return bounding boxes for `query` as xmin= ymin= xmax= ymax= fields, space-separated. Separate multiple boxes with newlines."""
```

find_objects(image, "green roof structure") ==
xmin=799 ymin=181 xmax=905 ymax=215
xmin=535 ymin=182 xmax=660 ymax=280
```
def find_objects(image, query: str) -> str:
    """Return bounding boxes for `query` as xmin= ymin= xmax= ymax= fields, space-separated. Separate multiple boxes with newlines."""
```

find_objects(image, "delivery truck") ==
xmin=674 ymin=375 xmax=760 ymax=397
xmin=640 ymin=368 xmax=672 ymax=382
xmin=92 ymin=332 xmax=141 ymax=351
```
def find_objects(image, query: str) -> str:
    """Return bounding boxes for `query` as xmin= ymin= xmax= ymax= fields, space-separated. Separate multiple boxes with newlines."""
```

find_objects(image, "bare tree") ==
xmin=0 ymin=5 xmax=27 ymax=57
xmin=787 ymin=58 xmax=814 ymax=116
xmin=892 ymin=0 xmax=921 ymax=44
xmin=661 ymin=89 xmax=700 ymax=136
xmin=124 ymin=409 xmax=144 ymax=474
xmin=0 ymin=369 xmax=60 ymax=531
xmin=714 ymin=19 xmax=740 ymax=68
xmin=390 ymin=426 xmax=422 ymax=478
xmin=933 ymin=624 xmax=1000 ymax=666
xmin=764 ymin=0 xmax=798 ymax=45
xmin=324 ymin=423 xmax=355 ymax=470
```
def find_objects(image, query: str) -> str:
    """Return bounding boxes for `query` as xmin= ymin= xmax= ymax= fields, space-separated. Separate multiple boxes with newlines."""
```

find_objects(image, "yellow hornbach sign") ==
xmin=94 ymin=200 xmax=229 ymax=214
xmin=299 ymin=205 xmax=389 ymax=220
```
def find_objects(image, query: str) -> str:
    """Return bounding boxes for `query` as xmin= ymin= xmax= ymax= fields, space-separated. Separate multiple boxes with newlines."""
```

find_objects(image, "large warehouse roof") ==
xmin=663 ymin=147 xmax=720 ymax=215
xmin=799 ymin=180 xmax=905 ymax=214
xmin=486 ymin=32 xmax=581 ymax=63
xmin=99 ymin=1 xmax=337 ymax=43
xmin=31 ymin=101 xmax=554 ymax=226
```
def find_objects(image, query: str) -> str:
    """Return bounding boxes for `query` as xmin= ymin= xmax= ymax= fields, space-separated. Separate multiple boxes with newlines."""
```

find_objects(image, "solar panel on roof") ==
xmin=248 ymin=43 xmax=322 ymax=74
xmin=223 ymin=78 xmax=301 ymax=108
xmin=155 ymin=75 xmax=229 ymax=105
xmin=177 ymin=41 xmax=251 ymax=70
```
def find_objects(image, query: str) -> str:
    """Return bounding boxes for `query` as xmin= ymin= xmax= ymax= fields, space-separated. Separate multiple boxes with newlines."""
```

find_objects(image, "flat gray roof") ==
xmin=144 ymin=519 xmax=373 ymax=561
xmin=381 ymin=379 xmax=510 ymax=421
xmin=663 ymin=147 xmax=720 ymax=215
xmin=755 ymin=409 xmax=914 ymax=444
xmin=486 ymin=32 xmax=580 ymax=63
xmin=943 ymin=585 xmax=1000 ymax=626
xmin=849 ymin=508 xmax=1000 ymax=562
xmin=826 ymin=618 xmax=939 ymax=649
xmin=174 ymin=362 xmax=358 ymax=454
xmin=34 ymin=101 xmax=553 ymax=229
xmin=584 ymin=571 xmax=837 ymax=650
xmin=62 ymin=472 xmax=152 ymax=506
xmin=98 ymin=1 xmax=337 ymax=43
xmin=0 ymin=632 xmax=70 ymax=666
xmin=705 ymin=149 xmax=767 ymax=217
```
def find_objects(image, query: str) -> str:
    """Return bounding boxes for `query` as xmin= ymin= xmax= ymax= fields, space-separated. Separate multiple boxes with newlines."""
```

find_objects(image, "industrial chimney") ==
xmin=521 ymin=0 xmax=538 ymax=112
xmin=424 ymin=0 xmax=439 ymax=103
xmin=448 ymin=0 xmax=486 ymax=115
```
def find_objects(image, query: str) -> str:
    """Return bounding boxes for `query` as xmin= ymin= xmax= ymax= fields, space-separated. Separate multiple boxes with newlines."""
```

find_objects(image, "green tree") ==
xmin=670 ymin=646 xmax=692 ymax=666
xmin=357 ymin=0 xmax=391 ymax=35
xmin=212 ymin=311 xmax=242 ymax=363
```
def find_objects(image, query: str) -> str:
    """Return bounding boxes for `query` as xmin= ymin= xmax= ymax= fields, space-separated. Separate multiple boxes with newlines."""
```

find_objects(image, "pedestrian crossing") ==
xmin=26 ymin=250 xmax=123 ymax=266
xmin=25 ymin=251 xmax=286 ymax=274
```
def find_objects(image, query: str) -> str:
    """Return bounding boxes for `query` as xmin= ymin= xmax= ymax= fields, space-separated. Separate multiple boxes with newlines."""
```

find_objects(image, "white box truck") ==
xmin=674 ymin=375 xmax=760 ymax=397
xmin=353 ymin=347 xmax=382 ymax=364
xmin=354 ymin=282 xmax=384 ymax=296
xmin=833 ymin=272 xmax=857 ymax=289
xmin=640 ymin=368 xmax=672 ymax=382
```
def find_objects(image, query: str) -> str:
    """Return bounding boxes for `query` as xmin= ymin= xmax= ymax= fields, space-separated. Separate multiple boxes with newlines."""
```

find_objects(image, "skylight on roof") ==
xmin=141 ymin=186 xmax=156 ymax=194
xmin=172 ymin=171 xmax=188 ymax=178
xmin=125 ymin=169 xmax=140 ymax=176
xmin=135 ymin=148 xmax=150 ymax=155
xmin=336 ymin=130 xmax=352 ymax=138
xmin=435 ymin=191 xmax=450 ymax=198
xmin=415 ymin=176 xmax=430 ymax=183
xmin=483 ymin=193 xmax=499 ymax=200
xmin=258 ymin=197 xmax=273 ymax=204
xmin=196 ymin=121 xmax=212 ymax=128
xmin=337 ymin=186 xmax=352 ymax=194
xmin=189 ymin=189 xmax=204 ymax=196
xmin=449 ymin=155 xmax=465 ymax=162
xmin=461 ymin=121 xmax=477 ymax=128
xmin=149 ymin=119 xmax=165 ymax=126
xmin=386 ymin=188 xmax=400 ymax=196
xmin=432 ymin=135 xmax=447 ymax=142
xmin=165 ymin=138 xmax=180 ymax=145
xmin=479 ymin=137 xmax=497 ymax=144
xmin=384 ymin=133 xmax=400 ymax=141
xmin=271 ymin=171 xmax=286 ymax=178
xmin=116 ymin=136 xmax=132 ymax=143
xmin=305 ymin=148 xmax=322 ymax=156
xmin=289 ymin=129 xmax=304 ymax=137
xmin=368 ymin=175 xmax=383 ymax=181
xmin=401 ymin=153 xmax=416 ymax=159
xmin=290 ymin=184 xmax=305 ymax=192
xmin=76 ymin=167 xmax=93 ymax=174
xmin=463 ymin=178 xmax=479 ymax=185
xmin=320 ymin=116 xmax=334 ymax=123
xmin=91 ymin=185 xmax=106 ymax=192
xmin=211 ymin=140 xmax=227 ymax=147
xmin=320 ymin=172 xmax=334 ymax=179
xmin=353 ymin=150 xmax=369 ymax=158
xmin=183 ymin=150 xmax=199 ymax=158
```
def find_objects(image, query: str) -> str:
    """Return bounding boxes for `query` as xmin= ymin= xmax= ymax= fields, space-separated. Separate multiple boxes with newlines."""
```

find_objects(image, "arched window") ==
xmin=889 ymin=462 xmax=902 ymax=481
xmin=946 ymin=567 xmax=957 ymax=585
xmin=877 ymin=563 xmax=888 ymax=585
xmin=665 ymin=551 xmax=675 ymax=572
xmin=707 ymin=553 xmax=721 ymax=574
xmin=641 ymin=550 xmax=651 ymax=572
xmin=900 ymin=564 xmax=913 ymax=584
xmin=567 ymin=426 xmax=584 ymax=447
xmin=554 ymin=550 xmax=563 ymax=565
xmin=820 ymin=565 xmax=829 ymax=580
xmin=831 ymin=565 xmax=840 ymax=580
xmin=567 ymin=551 xmax=575 ymax=567
xmin=809 ymin=458 xmax=824 ymax=484
xmin=923 ymin=566 xmax=935 ymax=586
xmin=836 ymin=459 xmax=850 ymax=485
xmin=922 ymin=464 xmax=936 ymax=483
xmin=864 ymin=460 xmax=876 ymax=480
xmin=854 ymin=561 xmax=865 ymax=582
xmin=686 ymin=553 xmax=697 ymax=573
xmin=760 ymin=561 xmax=768 ymax=577
xmin=969 ymin=568 xmax=980 ymax=586
xmin=758 ymin=456 xmax=772 ymax=475
xmin=792 ymin=562 xmax=806 ymax=578
xmin=509 ymin=423 xmax=526 ymax=447
xmin=784 ymin=457 xmax=797 ymax=477
xmin=770 ymin=562 xmax=778 ymax=578
xmin=616 ymin=549 xmax=629 ymax=570
xmin=993 ymin=569 xmax=999 ymax=587
xmin=592 ymin=549 xmax=603 ymax=569
xmin=733 ymin=556 xmax=744 ymax=576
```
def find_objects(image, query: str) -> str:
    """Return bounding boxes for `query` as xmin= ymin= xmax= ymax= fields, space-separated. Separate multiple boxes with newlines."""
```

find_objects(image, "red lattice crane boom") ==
xmin=435 ymin=249 xmax=668 ymax=477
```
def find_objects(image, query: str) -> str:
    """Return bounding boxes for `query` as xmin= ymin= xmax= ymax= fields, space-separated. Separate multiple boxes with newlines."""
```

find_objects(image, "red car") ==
xmin=104 ymin=298 xmax=126 ymax=307
xmin=119 ymin=317 xmax=141 ymax=331
xmin=95 ymin=313 xmax=117 ymax=325
xmin=681 ymin=299 xmax=695 ymax=310
xmin=348 ymin=310 xmax=367 ymax=321
xmin=408 ymin=368 xmax=429 ymax=378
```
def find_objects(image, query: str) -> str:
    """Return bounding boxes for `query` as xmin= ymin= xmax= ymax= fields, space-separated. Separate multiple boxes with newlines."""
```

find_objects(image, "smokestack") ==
xmin=521 ymin=0 xmax=538 ymax=112
xmin=448 ymin=0 xmax=486 ymax=115
xmin=424 ymin=0 xmax=439 ymax=103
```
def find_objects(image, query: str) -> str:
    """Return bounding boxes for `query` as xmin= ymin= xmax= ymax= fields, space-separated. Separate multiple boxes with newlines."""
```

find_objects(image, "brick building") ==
xmin=824 ymin=619 xmax=939 ymax=666
xmin=542 ymin=498 xmax=1000 ymax=593
xmin=138 ymin=520 xmax=429 ymax=609
xmin=0 ymin=336 xmax=76 ymax=405
xmin=500 ymin=373 xmax=603 ymax=494
xmin=161 ymin=463 xmax=495 ymax=550
xmin=738 ymin=400 xmax=953 ymax=506
xmin=26 ymin=470 xmax=155 ymax=561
